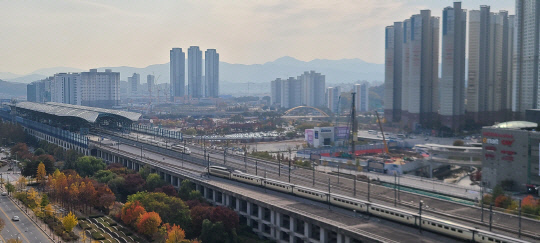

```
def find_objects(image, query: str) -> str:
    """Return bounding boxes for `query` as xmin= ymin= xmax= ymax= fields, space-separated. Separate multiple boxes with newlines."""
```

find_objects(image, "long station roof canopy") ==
xmin=13 ymin=102 xmax=141 ymax=123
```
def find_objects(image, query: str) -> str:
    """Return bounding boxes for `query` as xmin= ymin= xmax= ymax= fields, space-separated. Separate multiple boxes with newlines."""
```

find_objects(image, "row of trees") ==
xmin=46 ymin=169 xmax=115 ymax=213
xmin=483 ymin=185 xmax=540 ymax=219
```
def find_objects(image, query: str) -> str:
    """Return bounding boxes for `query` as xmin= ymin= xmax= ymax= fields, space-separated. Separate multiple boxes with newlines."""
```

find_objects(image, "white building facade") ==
xmin=51 ymin=73 xmax=82 ymax=105
xmin=355 ymin=82 xmax=369 ymax=112
xmin=440 ymin=2 xmax=467 ymax=130
xmin=205 ymin=49 xmax=219 ymax=98
xmin=170 ymin=48 xmax=185 ymax=100
xmin=188 ymin=46 xmax=203 ymax=98
xmin=326 ymin=87 xmax=340 ymax=114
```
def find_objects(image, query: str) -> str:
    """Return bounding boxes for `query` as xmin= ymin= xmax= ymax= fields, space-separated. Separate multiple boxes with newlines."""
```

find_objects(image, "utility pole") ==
xmin=480 ymin=183 xmax=484 ymax=222
xmin=368 ymin=178 xmax=371 ymax=202
xmin=419 ymin=200 xmax=423 ymax=232
xmin=518 ymin=199 xmax=522 ymax=238
xmin=328 ymin=178 xmax=331 ymax=209
xmin=278 ymin=153 xmax=281 ymax=177
xmin=394 ymin=172 xmax=397 ymax=207
xmin=312 ymin=165 xmax=315 ymax=186
xmin=489 ymin=202 xmax=493 ymax=231
xmin=337 ymin=164 xmax=340 ymax=184
xmin=244 ymin=145 xmax=247 ymax=172
xmin=255 ymin=159 xmax=258 ymax=176
xmin=351 ymin=92 xmax=357 ymax=159
xmin=353 ymin=174 xmax=356 ymax=197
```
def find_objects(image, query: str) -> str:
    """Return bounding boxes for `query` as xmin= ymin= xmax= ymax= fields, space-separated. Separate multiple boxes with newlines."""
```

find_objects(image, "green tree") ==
xmin=33 ymin=148 xmax=45 ymax=156
xmin=40 ymin=194 xmax=49 ymax=208
xmin=139 ymin=165 xmax=152 ymax=180
xmin=146 ymin=173 xmax=165 ymax=191
xmin=53 ymin=147 xmax=64 ymax=161
xmin=5 ymin=181 xmax=15 ymax=195
xmin=74 ymin=156 xmax=106 ymax=177
xmin=64 ymin=149 xmax=81 ymax=169
xmin=93 ymin=170 xmax=117 ymax=183
xmin=199 ymin=219 xmax=237 ymax=243
xmin=178 ymin=180 xmax=194 ymax=200
xmin=128 ymin=192 xmax=191 ymax=229
xmin=492 ymin=184 xmax=505 ymax=201
xmin=453 ymin=140 xmax=464 ymax=146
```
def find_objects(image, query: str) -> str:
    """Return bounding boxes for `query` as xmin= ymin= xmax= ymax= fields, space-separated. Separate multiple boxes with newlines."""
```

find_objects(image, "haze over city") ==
xmin=1 ymin=0 xmax=513 ymax=75
xmin=1 ymin=1 xmax=540 ymax=243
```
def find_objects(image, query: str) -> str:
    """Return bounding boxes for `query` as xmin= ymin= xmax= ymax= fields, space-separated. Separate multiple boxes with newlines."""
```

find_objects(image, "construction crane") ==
xmin=374 ymin=110 xmax=390 ymax=154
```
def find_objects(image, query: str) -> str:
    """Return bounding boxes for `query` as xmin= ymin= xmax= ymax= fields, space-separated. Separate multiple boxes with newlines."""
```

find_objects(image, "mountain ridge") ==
xmin=3 ymin=56 xmax=383 ymax=84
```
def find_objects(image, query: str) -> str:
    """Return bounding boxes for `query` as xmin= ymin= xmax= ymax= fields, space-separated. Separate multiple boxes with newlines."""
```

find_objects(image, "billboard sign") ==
xmin=334 ymin=126 xmax=349 ymax=141
xmin=305 ymin=129 xmax=314 ymax=145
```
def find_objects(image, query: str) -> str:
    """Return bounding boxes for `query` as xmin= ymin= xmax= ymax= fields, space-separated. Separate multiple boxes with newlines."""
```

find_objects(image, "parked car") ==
xmin=1 ymin=192 xmax=7 ymax=196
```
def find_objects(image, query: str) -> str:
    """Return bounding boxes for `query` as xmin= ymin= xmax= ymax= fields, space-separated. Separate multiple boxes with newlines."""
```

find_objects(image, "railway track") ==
xmin=94 ymin=131 xmax=540 ymax=241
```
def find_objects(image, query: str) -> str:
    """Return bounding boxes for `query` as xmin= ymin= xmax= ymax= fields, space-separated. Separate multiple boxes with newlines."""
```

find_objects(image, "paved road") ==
xmin=0 ymin=195 xmax=51 ymax=243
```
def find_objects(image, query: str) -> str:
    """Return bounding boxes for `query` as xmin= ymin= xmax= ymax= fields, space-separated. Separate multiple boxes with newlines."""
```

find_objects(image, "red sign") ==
xmin=484 ymin=153 xmax=495 ymax=159
xmin=485 ymin=146 xmax=497 ymax=151
xmin=501 ymin=140 xmax=514 ymax=147
xmin=501 ymin=150 xmax=516 ymax=155
xmin=501 ymin=156 xmax=514 ymax=161
xmin=482 ymin=132 xmax=514 ymax=139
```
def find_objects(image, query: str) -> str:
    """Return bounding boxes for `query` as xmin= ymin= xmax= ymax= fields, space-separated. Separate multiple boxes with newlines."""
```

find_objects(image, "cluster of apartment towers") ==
xmin=270 ymin=72 xmax=370 ymax=114
xmin=169 ymin=46 xmax=219 ymax=100
xmin=385 ymin=1 xmax=538 ymax=131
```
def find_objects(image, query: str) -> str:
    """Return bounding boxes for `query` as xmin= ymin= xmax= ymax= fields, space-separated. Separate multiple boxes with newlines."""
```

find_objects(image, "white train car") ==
xmin=293 ymin=186 xmax=328 ymax=202
xmin=474 ymin=230 xmax=530 ymax=243
xmin=369 ymin=204 xmax=416 ymax=225
xmin=208 ymin=166 xmax=231 ymax=179
xmin=263 ymin=179 xmax=293 ymax=193
xmin=420 ymin=215 xmax=473 ymax=241
xmin=231 ymin=172 xmax=264 ymax=186
xmin=329 ymin=194 xmax=368 ymax=213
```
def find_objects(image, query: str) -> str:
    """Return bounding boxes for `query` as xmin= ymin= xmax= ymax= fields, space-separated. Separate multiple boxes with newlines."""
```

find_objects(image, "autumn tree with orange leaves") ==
xmin=121 ymin=201 xmax=147 ymax=226
xmin=137 ymin=212 xmax=162 ymax=236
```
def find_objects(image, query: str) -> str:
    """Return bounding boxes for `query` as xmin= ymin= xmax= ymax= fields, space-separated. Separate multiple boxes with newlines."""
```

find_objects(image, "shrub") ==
xmin=91 ymin=232 xmax=105 ymax=240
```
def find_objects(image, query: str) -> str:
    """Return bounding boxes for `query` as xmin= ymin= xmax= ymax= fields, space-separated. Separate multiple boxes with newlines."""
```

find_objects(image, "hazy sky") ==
xmin=1 ymin=0 xmax=514 ymax=74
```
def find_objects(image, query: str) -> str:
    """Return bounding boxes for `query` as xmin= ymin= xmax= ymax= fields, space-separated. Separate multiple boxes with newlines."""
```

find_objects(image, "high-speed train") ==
xmin=207 ymin=166 xmax=529 ymax=243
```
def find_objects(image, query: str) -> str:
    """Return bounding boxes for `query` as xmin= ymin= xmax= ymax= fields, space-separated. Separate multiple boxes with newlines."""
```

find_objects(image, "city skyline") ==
xmin=1 ymin=1 xmax=513 ymax=74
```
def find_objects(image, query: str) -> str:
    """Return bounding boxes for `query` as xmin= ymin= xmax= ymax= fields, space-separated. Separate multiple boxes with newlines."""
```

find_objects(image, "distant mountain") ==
xmin=0 ymin=72 xmax=21 ymax=80
xmin=7 ymin=74 xmax=47 ymax=84
xmin=0 ymin=79 xmax=27 ymax=98
xmin=221 ymin=56 xmax=383 ymax=84
xmin=31 ymin=67 xmax=85 ymax=76
xmin=3 ymin=56 xmax=383 ymax=85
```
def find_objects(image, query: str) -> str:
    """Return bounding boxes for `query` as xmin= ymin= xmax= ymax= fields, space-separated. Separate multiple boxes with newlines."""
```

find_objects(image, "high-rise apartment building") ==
xmin=51 ymin=73 xmax=81 ymax=105
xmin=80 ymin=69 xmax=120 ymax=108
xmin=280 ymin=77 xmax=302 ymax=109
xmin=128 ymin=73 xmax=140 ymax=94
xmin=27 ymin=77 xmax=52 ymax=103
xmin=355 ymin=82 xmax=370 ymax=112
xmin=188 ymin=46 xmax=203 ymax=98
xmin=299 ymin=71 xmax=325 ymax=107
xmin=440 ymin=2 xmax=467 ymax=130
xmin=467 ymin=6 xmax=513 ymax=124
xmin=205 ymin=49 xmax=219 ymax=98
xmin=384 ymin=22 xmax=402 ymax=122
xmin=170 ymin=48 xmax=185 ymax=100
xmin=271 ymin=78 xmax=283 ymax=106
xmin=147 ymin=74 xmax=155 ymax=94
xmin=513 ymin=0 xmax=539 ymax=118
xmin=270 ymin=71 xmax=325 ymax=109
xmin=326 ymin=87 xmax=340 ymax=114
xmin=402 ymin=10 xmax=440 ymax=129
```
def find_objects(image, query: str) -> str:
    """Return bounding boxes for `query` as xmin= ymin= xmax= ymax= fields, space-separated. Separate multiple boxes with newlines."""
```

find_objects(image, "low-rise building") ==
xmin=481 ymin=120 xmax=540 ymax=192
